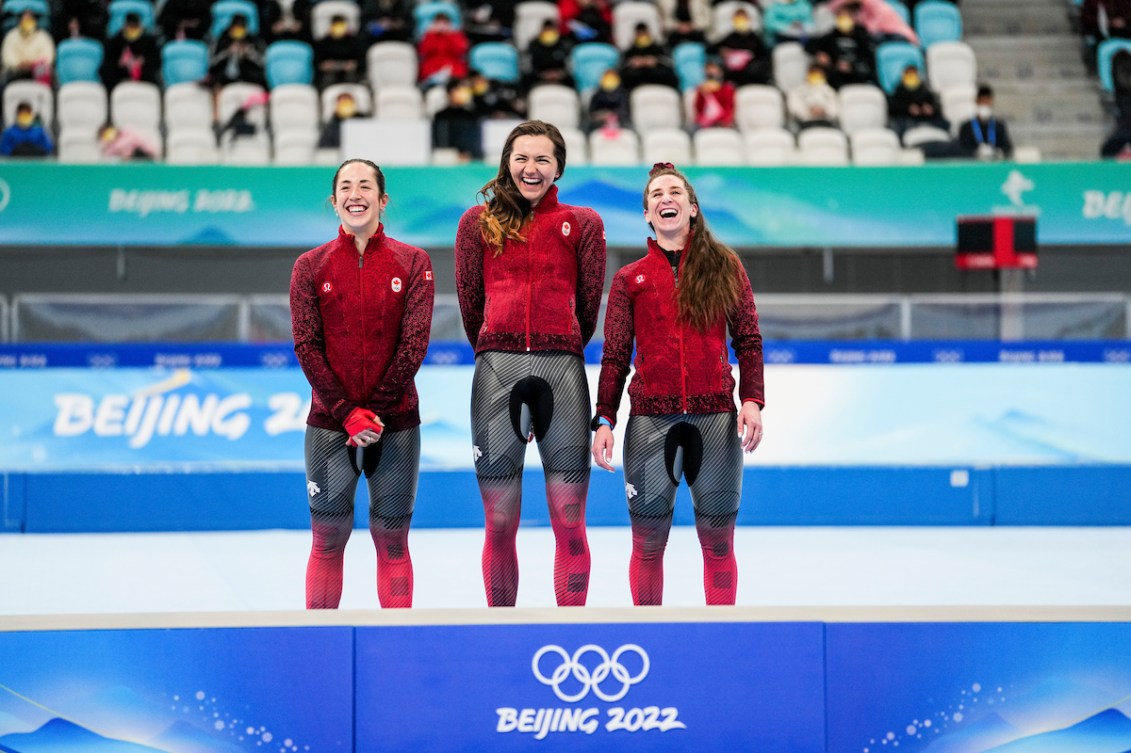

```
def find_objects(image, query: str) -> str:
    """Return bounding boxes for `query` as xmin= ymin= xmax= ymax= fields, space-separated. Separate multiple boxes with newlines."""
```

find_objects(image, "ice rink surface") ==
xmin=3 ymin=526 xmax=1130 ymax=616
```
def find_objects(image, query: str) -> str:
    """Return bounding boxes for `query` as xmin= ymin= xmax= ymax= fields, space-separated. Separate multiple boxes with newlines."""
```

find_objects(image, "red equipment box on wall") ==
xmin=955 ymin=215 xmax=1038 ymax=270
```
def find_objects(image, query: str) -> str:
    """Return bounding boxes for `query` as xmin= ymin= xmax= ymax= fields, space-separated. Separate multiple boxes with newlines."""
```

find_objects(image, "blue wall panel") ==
xmin=994 ymin=465 xmax=1131 ymax=525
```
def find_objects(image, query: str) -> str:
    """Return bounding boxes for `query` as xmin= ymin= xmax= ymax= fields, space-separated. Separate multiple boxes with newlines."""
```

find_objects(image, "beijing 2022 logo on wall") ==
xmin=495 ymin=644 xmax=686 ymax=739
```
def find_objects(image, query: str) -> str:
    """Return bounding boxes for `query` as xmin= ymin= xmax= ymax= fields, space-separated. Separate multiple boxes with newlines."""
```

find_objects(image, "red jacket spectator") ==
xmin=455 ymin=184 xmax=606 ymax=355
xmin=595 ymin=237 xmax=764 ymax=423
xmin=417 ymin=14 xmax=470 ymax=83
xmin=693 ymin=68 xmax=736 ymax=128
xmin=290 ymin=224 xmax=434 ymax=432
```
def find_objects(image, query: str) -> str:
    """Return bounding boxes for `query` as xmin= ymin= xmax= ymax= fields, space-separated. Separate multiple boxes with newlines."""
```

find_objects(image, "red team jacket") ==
xmin=290 ymin=225 xmax=434 ymax=433
xmin=455 ymin=185 xmax=606 ymax=355
xmin=595 ymin=238 xmax=765 ymax=425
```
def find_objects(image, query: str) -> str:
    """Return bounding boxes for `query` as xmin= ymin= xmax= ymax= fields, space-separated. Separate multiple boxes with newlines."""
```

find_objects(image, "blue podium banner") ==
xmin=355 ymin=621 xmax=827 ymax=753
xmin=0 ymin=626 xmax=354 ymax=752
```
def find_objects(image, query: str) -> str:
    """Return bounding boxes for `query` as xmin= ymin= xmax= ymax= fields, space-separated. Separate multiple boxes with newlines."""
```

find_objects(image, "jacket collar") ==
xmin=646 ymin=228 xmax=693 ymax=258
xmin=337 ymin=222 xmax=386 ymax=252
xmin=531 ymin=184 xmax=560 ymax=213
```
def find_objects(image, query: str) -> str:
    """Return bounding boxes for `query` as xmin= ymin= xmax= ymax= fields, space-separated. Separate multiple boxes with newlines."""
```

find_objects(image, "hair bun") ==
xmin=649 ymin=162 xmax=675 ymax=176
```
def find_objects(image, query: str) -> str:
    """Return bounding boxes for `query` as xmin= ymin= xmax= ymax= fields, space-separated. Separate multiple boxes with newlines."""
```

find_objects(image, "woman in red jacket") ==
xmin=591 ymin=162 xmax=764 ymax=606
xmin=455 ymin=120 xmax=606 ymax=607
xmin=290 ymin=159 xmax=434 ymax=609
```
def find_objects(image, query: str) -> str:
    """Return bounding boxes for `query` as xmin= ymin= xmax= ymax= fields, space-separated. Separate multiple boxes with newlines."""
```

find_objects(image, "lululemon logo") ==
xmin=635 ymin=274 xmax=645 ymax=284
xmin=562 ymin=221 xmax=571 ymax=236
xmin=391 ymin=277 xmax=402 ymax=292
xmin=532 ymin=644 xmax=650 ymax=703
xmin=321 ymin=282 xmax=332 ymax=293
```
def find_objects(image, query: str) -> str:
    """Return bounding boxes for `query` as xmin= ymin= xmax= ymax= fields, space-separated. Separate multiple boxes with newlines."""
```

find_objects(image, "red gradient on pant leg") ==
xmin=305 ymin=517 xmax=352 ymax=609
xmin=629 ymin=516 xmax=672 ymax=606
xmin=547 ymin=479 xmax=591 ymax=607
xmin=696 ymin=516 xmax=738 ymax=605
xmin=371 ymin=523 xmax=413 ymax=609
xmin=481 ymin=485 xmax=521 ymax=607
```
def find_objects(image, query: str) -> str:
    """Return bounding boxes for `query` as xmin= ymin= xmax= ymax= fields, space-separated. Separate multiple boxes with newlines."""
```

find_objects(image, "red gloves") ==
xmin=343 ymin=407 xmax=383 ymax=446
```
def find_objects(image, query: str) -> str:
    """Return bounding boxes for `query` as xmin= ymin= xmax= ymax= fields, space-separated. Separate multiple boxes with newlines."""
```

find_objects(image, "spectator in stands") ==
xmin=693 ymin=60 xmax=736 ymax=129
xmin=319 ymin=90 xmax=362 ymax=149
xmin=1082 ymin=0 xmax=1131 ymax=41
xmin=98 ymin=122 xmax=159 ymax=160
xmin=787 ymin=62 xmax=839 ymax=129
xmin=314 ymin=14 xmax=364 ymax=89
xmin=806 ymin=4 xmax=875 ymax=88
xmin=158 ymin=0 xmax=212 ymax=41
xmin=432 ymin=78 xmax=484 ymax=160
xmin=209 ymin=14 xmax=267 ymax=89
xmin=0 ymin=101 xmax=53 ymax=156
xmin=220 ymin=88 xmax=268 ymax=139
xmin=101 ymin=12 xmax=160 ymax=89
xmin=464 ymin=0 xmax=517 ymax=45
xmin=711 ymin=9 xmax=772 ymax=87
xmin=1101 ymin=49 xmax=1131 ymax=157
xmin=888 ymin=63 xmax=949 ymax=137
xmin=561 ymin=0 xmax=613 ymax=44
xmin=53 ymin=0 xmax=107 ymax=42
xmin=471 ymin=70 xmax=525 ymax=119
xmin=263 ymin=0 xmax=313 ymax=43
xmin=361 ymin=0 xmax=414 ymax=43
xmin=620 ymin=22 xmax=680 ymax=91
xmin=588 ymin=67 xmax=630 ymax=130
xmin=525 ymin=19 xmax=575 ymax=89
xmin=1 ymin=10 xmax=54 ymax=84
xmin=957 ymin=84 xmax=1013 ymax=160
xmin=763 ymin=0 xmax=815 ymax=47
xmin=657 ymin=0 xmax=711 ymax=45
xmin=417 ymin=12 xmax=469 ymax=87
xmin=829 ymin=0 xmax=918 ymax=44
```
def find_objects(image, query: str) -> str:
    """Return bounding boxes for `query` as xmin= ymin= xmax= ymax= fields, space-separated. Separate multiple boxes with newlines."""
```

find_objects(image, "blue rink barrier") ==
xmin=2 ymin=609 xmax=1130 ymax=753
xmin=5 ymin=465 xmax=1131 ymax=533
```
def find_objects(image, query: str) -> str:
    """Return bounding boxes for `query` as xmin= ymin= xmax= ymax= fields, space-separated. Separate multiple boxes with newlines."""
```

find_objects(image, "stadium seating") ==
xmin=612 ymin=1 xmax=663 ymax=50
xmin=55 ymin=38 xmax=104 ymax=85
xmin=914 ymin=0 xmax=963 ymax=48
xmin=673 ymin=42 xmax=707 ymax=91
xmin=273 ymin=129 xmax=318 ymax=164
xmin=734 ymin=84 xmax=785 ymax=131
xmin=110 ymin=81 xmax=161 ymax=132
xmin=876 ymin=41 xmax=926 ymax=94
xmin=743 ymin=127 xmax=795 ymax=165
xmin=265 ymin=40 xmax=315 ymax=88
xmin=162 ymin=40 xmax=210 ymax=87
xmin=4 ymin=80 xmax=53 ymax=128
xmin=711 ymin=0 xmax=761 ymax=41
xmin=527 ymin=84 xmax=581 ymax=130
xmin=469 ymin=42 xmax=521 ymax=84
xmin=797 ymin=126 xmax=850 ymax=165
xmin=559 ymin=125 xmax=588 ymax=164
xmin=367 ymin=42 xmax=418 ymax=89
xmin=850 ymin=127 xmax=902 ymax=165
xmin=56 ymin=129 xmax=101 ymax=162
xmin=693 ymin=127 xmax=745 ymax=165
xmin=375 ymin=85 xmax=424 ymax=119
xmin=413 ymin=0 xmax=462 ymax=39
xmin=311 ymin=0 xmax=360 ymax=39
xmin=1098 ymin=38 xmax=1131 ymax=92
xmin=569 ymin=42 xmax=621 ymax=93
xmin=1 ymin=0 xmax=50 ymax=33
xmin=630 ymin=84 xmax=683 ymax=130
xmin=641 ymin=127 xmax=692 ymax=165
xmin=321 ymin=83 xmax=373 ymax=120
xmin=589 ymin=127 xmax=640 ymax=164
xmin=269 ymin=84 xmax=319 ymax=133
xmin=513 ymin=1 xmax=558 ymax=51
xmin=164 ymin=83 xmax=214 ymax=129
xmin=772 ymin=41 xmax=810 ymax=92
xmin=165 ymin=128 xmax=220 ymax=164
xmin=56 ymin=81 xmax=108 ymax=136
xmin=837 ymin=83 xmax=888 ymax=134
xmin=925 ymin=41 xmax=977 ymax=92
xmin=210 ymin=0 xmax=260 ymax=37
xmin=106 ymin=0 xmax=155 ymax=36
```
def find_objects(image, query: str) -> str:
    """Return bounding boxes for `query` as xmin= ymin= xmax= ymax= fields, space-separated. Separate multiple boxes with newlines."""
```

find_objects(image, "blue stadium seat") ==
xmin=265 ymin=40 xmax=314 ymax=88
xmin=106 ymin=0 xmax=156 ymax=36
xmin=413 ymin=0 xmax=462 ymax=38
xmin=884 ymin=0 xmax=910 ymax=25
xmin=1 ymin=0 xmax=50 ymax=33
xmin=162 ymin=39 xmax=209 ymax=86
xmin=914 ymin=0 xmax=962 ymax=48
xmin=673 ymin=41 xmax=706 ymax=91
xmin=569 ymin=42 xmax=621 ymax=93
xmin=210 ymin=0 xmax=260 ymax=38
xmin=468 ymin=42 xmax=520 ymax=83
xmin=875 ymin=40 xmax=925 ymax=94
xmin=1098 ymin=38 xmax=1131 ymax=92
xmin=55 ymin=37 xmax=104 ymax=85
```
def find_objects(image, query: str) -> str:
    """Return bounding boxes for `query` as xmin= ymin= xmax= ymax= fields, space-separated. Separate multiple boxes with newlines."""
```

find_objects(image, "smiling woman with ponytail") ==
xmin=591 ymin=162 xmax=765 ymax=607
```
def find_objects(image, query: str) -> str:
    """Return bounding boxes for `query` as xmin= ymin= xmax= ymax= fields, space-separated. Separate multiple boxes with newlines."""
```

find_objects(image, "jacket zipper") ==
xmin=358 ymin=247 xmax=367 ymax=392
xmin=670 ymin=250 xmax=689 ymax=413
xmin=525 ymin=215 xmax=533 ymax=351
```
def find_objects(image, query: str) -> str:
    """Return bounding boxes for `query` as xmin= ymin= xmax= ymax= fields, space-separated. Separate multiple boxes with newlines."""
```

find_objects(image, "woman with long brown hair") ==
xmin=455 ymin=120 xmax=606 ymax=607
xmin=591 ymin=162 xmax=764 ymax=606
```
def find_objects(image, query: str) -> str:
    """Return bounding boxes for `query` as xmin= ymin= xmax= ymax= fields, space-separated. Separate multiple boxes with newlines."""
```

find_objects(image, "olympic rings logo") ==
xmin=532 ymin=644 xmax=650 ymax=703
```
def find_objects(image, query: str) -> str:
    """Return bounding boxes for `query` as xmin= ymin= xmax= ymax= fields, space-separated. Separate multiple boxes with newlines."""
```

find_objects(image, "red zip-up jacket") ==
xmin=595 ymin=238 xmax=764 ymax=425
xmin=454 ymin=185 xmax=606 ymax=355
xmin=290 ymin=225 xmax=434 ymax=433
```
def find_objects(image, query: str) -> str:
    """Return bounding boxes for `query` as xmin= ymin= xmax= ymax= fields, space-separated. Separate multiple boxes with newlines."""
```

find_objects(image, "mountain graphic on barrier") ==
xmin=0 ymin=717 xmax=168 ymax=752
xmin=977 ymin=708 xmax=1131 ymax=753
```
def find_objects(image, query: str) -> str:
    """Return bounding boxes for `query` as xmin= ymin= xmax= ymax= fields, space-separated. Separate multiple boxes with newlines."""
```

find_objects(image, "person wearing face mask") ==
xmin=101 ymin=12 xmax=160 ymax=88
xmin=432 ymin=77 xmax=484 ymax=160
xmin=417 ymin=12 xmax=469 ymax=86
xmin=0 ymin=101 xmax=53 ymax=156
xmin=314 ymin=13 xmax=364 ymax=89
xmin=471 ymin=70 xmax=524 ymax=119
xmin=587 ymin=67 xmax=630 ymax=130
xmin=620 ymin=22 xmax=680 ymax=91
xmin=958 ymin=84 xmax=1013 ymax=160
xmin=592 ymin=163 xmax=764 ymax=607
xmin=787 ymin=62 xmax=839 ymax=129
xmin=318 ymin=91 xmax=363 ymax=149
xmin=762 ymin=0 xmax=815 ymax=46
xmin=360 ymin=0 xmax=413 ymax=44
xmin=1 ymin=10 xmax=55 ymax=84
xmin=693 ymin=59 xmax=736 ymax=129
xmin=828 ymin=0 xmax=917 ymax=44
xmin=158 ymin=0 xmax=212 ymax=40
xmin=208 ymin=14 xmax=267 ymax=88
xmin=455 ymin=120 xmax=606 ymax=607
xmin=888 ymin=63 xmax=949 ymax=137
xmin=710 ymin=9 xmax=772 ymax=87
xmin=98 ymin=121 xmax=159 ymax=160
xmin=806 ymin=5 xmax=875 ymax=88
xmin=657 ymin=0 xmax=711 ymax=47
xmin=291 ymin=159 xmax=434 ymax=610
xmin=525 ymin=19 xmax=574 ymax=89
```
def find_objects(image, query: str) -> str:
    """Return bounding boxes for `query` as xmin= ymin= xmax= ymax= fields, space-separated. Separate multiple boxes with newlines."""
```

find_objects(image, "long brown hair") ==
xmin=477 ymin=120 xmax=567 ymax=255
xmin=643 ymin=164 xmax=742 ymax=331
